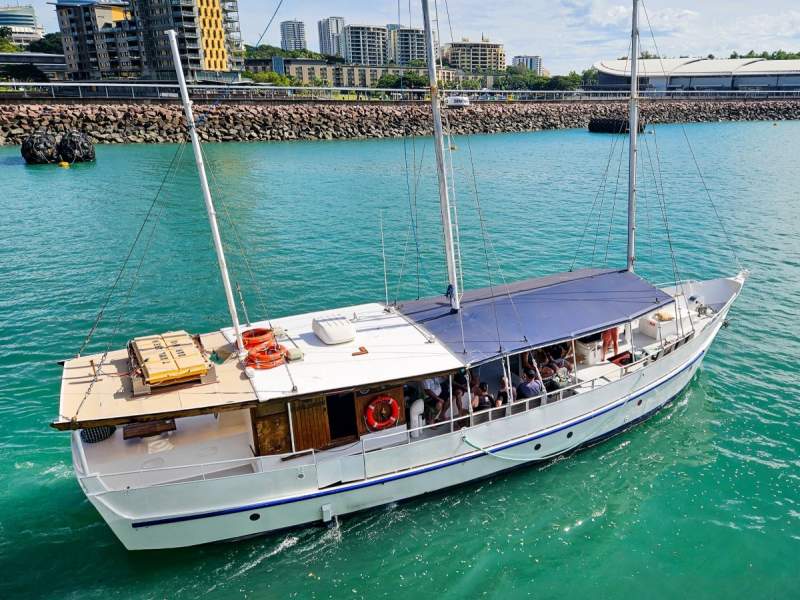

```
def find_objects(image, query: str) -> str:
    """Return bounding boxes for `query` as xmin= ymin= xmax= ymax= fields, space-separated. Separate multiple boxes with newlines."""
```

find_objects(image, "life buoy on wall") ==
xmin=364 ymin=395 xmax=400 ymax=431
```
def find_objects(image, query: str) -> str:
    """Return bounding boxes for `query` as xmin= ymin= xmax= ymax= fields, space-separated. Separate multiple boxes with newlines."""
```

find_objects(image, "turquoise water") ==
xmin=1 ymin=121 xmax=798 ymax=598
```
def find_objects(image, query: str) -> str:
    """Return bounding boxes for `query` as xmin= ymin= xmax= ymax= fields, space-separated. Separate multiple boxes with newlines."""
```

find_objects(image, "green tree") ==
xmin=27 ymin=32 xmax=63 ymax=54
xmin=581 ymin=66 xmax=599 ymax=86
xmin=0 ymin=26 xmax=19 ymax=52
xmin=374 ymin=71 xmax=428 ymax=89
xmin=0 ymin=63 xmax=47 ymax=81
xmin=242 ymin=69 xmax=293 ymax=86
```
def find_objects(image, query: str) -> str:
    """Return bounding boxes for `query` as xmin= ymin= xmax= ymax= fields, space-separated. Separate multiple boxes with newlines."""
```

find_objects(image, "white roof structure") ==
xmin=595 ymin=57 xmax=800 ymax=77
xmin=224 ymin=303 xmax=464 ymax=402
xmin=56 ymin=303 xmax=464 ymax=429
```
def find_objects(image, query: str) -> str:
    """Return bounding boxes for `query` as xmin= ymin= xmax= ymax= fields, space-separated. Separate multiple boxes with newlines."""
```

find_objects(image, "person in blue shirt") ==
xmin=516 ymin=368 xmax=544 ymax=405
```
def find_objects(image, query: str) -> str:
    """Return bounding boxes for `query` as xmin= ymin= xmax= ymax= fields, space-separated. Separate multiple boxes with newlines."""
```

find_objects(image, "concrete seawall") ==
xmin=1 ymin=100 xmax=799 ymax=145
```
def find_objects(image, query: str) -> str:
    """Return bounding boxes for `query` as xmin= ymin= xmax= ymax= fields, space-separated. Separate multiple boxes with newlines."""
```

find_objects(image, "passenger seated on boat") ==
xmin=521 ymin=349 xmax=547 ymax=372
xmin=423 ymin=377 xmax=446 ymax=422
xmin=540 ymin=366 xmax=560 ymax=393
xmin=546 ymin=343 xmax=574 ymax=372
xmin=497 ymin=376 xmax=515 ymax=406
xmin=475 ymin=382 xmax=495 ymax=411
xmin=516 ymin=369 xmax=544 ymax=401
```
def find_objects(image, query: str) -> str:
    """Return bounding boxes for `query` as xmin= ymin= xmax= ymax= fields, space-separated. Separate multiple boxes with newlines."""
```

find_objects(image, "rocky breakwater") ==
xmin=1 ymin=100 xmax=799 ymax=146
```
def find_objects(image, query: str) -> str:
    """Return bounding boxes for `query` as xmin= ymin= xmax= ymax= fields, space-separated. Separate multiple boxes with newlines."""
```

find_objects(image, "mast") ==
xmin=627 ymin=0 xmax=639 ymax=272
xmin=421 ymin=0 xmax=460 ymax=311
xmin=166 ymin=30 xmax=244 ymax=352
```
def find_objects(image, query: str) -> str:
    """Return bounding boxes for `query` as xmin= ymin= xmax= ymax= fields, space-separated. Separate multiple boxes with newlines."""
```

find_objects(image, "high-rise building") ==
xmin=0 ymin=4 xmax=44 ymax=46
xmin=56 ymin=0 xmax=244 ymax=81
xmin=443 ymin=37 xmax=505 ymax=73
xmin=132 ymin=0 xmax=243 ymax=81
xmin=341 ymin=25 xmax=387 ymax=66
xmin=280 ymin=20 xmax=306 ymax=51
xmin=317 ymin=16 xmax=344 ymax=57
xmin=387 ymin=27 xmax=426 ymax=66
xmin=512 ymin=55 xmax=543 ymax=75
xmin=55 ymin=0 xmax=141 ymax=80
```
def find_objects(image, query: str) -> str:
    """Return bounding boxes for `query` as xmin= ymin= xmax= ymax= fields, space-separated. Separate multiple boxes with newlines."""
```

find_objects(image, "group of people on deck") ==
xmin=421 ymin=342 xmax=575 ymax=424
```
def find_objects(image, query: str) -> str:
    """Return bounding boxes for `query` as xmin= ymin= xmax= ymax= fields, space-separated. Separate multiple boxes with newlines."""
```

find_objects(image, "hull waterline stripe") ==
xmin=132 ymin=347 xmax=707 ymax=529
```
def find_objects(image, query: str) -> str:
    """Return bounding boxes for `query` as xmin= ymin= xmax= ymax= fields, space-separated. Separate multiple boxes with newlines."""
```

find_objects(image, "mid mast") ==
xmin=421 ymin=0 xmax=461 ymax=311
xmin=627 ymin=0 xmax=640 ymax=272
xmin=166 ymin=30 xmax=244 ymax=351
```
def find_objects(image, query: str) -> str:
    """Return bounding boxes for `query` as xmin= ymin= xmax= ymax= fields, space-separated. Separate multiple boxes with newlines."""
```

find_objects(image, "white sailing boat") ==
xmin=54 ymin=1 xmax=746 ymax=550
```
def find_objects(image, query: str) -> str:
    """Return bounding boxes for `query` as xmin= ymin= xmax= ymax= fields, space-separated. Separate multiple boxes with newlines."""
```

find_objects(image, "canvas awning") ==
xmin=398 ymin=268 xmax=674 ymax=365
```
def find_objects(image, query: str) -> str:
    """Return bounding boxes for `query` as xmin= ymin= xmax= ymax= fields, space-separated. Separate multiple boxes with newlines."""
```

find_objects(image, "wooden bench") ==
xmin=123 ymin=419 xmax=176 ymax=440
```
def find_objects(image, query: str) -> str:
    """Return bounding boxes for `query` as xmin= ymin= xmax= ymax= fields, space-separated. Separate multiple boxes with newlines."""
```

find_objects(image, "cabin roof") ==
xmin=397 ymin=268 xmax=674 ymax=365
xmin=221 ymin=303 xmax=464 ymax=402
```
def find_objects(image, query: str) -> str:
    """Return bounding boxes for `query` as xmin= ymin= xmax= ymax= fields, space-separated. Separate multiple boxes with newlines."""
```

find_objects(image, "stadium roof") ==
xmin=595 ymin=57 xmax=800 ymax=78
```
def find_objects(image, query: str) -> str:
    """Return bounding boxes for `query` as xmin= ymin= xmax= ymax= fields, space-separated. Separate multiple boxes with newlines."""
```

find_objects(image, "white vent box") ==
xmin=312 ymin=314 xmax=355 ymax=345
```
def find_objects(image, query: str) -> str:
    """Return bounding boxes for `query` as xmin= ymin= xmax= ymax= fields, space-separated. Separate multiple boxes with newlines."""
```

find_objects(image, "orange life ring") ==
xmin=242 ymin=327 xmax=276 ymax=349
xmin=245 ymin=343 xmax=287 ymax=369
xmin=364 ymin=395 xmax=400 ymax=431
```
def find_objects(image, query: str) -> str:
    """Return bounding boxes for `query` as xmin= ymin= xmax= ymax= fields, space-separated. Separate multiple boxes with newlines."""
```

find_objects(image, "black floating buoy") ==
xmin=588 ymin=117 xmax=646 ymax=134
xmin=21 ymin=131 xmax=59 ymax=164
xmin=57 ymin=131 xmax=96 ymax=163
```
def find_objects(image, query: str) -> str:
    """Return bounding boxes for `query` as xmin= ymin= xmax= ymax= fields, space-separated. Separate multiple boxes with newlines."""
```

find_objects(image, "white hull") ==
xmin=74 ymin=277 xmax=740 ymax=550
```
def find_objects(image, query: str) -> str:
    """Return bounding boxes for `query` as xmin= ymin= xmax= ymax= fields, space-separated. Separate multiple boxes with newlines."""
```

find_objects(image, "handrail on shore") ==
xmin=2 ymin=81 xmax=800 ymax=103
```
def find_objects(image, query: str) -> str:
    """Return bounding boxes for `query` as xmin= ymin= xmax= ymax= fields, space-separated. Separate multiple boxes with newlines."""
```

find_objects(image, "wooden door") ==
xmin=291 ymin=396 xmax=331 ymax=451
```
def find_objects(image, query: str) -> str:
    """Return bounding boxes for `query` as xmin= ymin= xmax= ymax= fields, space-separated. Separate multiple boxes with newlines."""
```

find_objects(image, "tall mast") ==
xmin=421 ymin=0 xmax=460 ymax=311
xmin=627 ymin=0 xmax=639 ymax=272
xmin=166 ymin=30 xmax=244 ymax=352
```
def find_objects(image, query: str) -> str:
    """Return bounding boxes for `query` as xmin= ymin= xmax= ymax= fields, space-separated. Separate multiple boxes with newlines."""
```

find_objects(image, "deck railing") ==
xmin=3 ymin=81 xmax=800 ymax=103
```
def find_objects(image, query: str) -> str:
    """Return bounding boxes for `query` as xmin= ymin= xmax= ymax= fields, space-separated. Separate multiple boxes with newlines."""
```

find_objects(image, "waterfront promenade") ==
xmin=1 ymin=97 xmax=799 ymax=145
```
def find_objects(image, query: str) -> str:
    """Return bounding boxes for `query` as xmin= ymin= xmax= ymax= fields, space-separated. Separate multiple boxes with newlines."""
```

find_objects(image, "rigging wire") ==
xmin=602 ymin=135 xmax=628 ymax=265
xmin=72 ymin=142 xmax=188 ymax=418
xmin=254 ymin=0 xmax=286 ymax=48
xmin=77 ymin=142 xmax=187 ymax=357
xmin=640 ymin=0 xmax=743 ymax=273
xmin=199 ymin=143 xmax=272 ymax=325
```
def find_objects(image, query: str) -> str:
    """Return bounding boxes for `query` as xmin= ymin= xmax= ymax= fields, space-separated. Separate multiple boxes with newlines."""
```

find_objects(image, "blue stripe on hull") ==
xmin=132 ymin=349 xmax=705 ymax=529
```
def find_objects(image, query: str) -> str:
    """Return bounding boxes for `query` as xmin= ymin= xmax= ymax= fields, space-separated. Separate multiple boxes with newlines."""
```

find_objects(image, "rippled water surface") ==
xmin=1 ymin=121 xmax=798 ymax=599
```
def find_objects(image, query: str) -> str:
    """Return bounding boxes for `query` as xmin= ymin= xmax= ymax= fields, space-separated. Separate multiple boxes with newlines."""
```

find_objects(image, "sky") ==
xmin=24 ymin=0 xmax=800 ymax=73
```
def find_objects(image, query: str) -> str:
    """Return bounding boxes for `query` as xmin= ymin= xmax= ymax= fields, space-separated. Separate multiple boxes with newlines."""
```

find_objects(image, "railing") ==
xmin=3 ymin=81 xmax=800 ymax=103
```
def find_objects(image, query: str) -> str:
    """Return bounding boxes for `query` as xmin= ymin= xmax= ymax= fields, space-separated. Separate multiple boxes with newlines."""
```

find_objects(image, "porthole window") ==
xmin=534 ymin=443 xmax=541 ymax=451
xmin=249 ymin=513 xmax=260 ymax=521
xmin=567 ymin=431 xmax=573 ymax=439
xmin=637 ymin=399 xmax=643 ymax=406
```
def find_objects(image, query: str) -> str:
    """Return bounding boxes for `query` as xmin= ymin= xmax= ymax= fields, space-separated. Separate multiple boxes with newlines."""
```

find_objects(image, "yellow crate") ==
xmin=132 ymin=331 xmax=208 ymax=386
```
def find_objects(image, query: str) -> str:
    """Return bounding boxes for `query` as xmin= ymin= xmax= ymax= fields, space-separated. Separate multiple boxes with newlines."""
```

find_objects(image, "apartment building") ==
xmin=56 ymin=0 xmax=243 ymax=81
xmin=55 ymin=0 xmax=141 ymax=79
xmin=131 ymin=0 xmax=243 ymax=81
xmin=280 ymin=20 xmax=306 ymax=51
xmin=387 ymin=27 xmax=426 ymax=66
xmin=341 ymin=24 xmax=387 ymax=66
xmin=317 ymin=16 xmax=344 ymax=57
xmin=272 ymin=56 xmax=459 ymax=88
xmin=512 ymin=55 xmax=543 ymax=75
xmin=444 ymin=37 xmax=505 ymax=73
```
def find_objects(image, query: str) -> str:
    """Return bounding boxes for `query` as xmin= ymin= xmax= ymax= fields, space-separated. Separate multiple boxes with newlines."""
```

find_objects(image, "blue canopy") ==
xmin=398 ymin=268 xmax=673 ymax=365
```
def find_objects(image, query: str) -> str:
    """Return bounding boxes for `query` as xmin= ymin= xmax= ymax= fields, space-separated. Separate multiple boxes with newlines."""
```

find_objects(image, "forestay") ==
xmin=398 ymin=268 xmax=674 ymax=364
